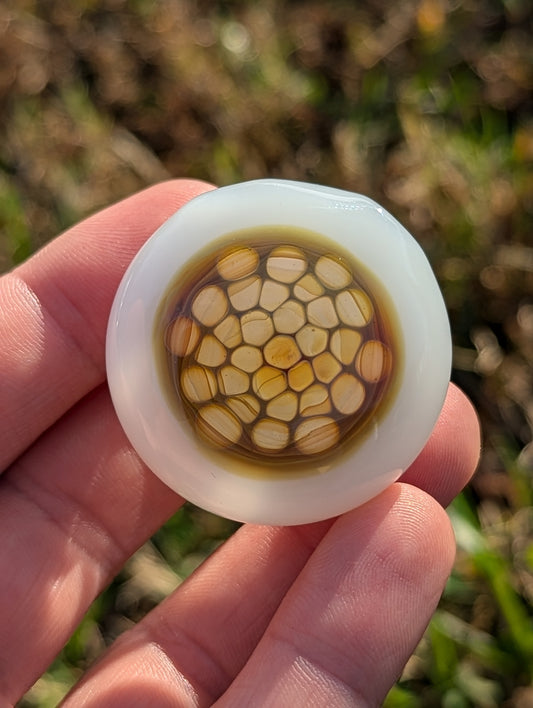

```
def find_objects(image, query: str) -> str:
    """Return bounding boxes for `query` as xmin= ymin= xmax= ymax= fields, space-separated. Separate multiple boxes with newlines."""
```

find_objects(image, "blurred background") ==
xmin=1 ymin=0 xmax=532 ymax=705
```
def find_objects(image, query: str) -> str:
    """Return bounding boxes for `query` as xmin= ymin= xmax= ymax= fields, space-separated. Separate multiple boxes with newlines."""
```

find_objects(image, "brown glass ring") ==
xmin=155 ymin=225 xmax=401 ymax=477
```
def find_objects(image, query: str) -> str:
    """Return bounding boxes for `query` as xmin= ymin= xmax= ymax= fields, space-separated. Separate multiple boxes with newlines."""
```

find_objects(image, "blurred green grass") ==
xmin=0 ymin=0 xmax=532 ymax=705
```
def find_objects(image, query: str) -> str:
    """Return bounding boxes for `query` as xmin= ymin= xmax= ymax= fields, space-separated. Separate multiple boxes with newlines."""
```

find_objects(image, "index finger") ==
xmin=0 ymin=179 xmax=214 ymax=472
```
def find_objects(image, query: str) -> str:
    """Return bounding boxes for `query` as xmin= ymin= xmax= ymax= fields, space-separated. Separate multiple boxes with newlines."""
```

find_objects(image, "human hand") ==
xmin=0 ymin=180 xmax=480 ymax=707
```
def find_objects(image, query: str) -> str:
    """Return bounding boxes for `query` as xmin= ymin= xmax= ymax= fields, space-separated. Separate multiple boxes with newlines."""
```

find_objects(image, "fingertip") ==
xmin=142 ymin=178 xmax=216 ymax=208
xmin=337 ymin=482 xmax=456 ymax=584
xmin=87 ymin=178 xmax=216 ymax=242
xmin=444 ymin=382 xmax=482 ymax=458
xmin=401 ymin=382 xmax=481 ymax=507
xmin=229 ymin=483 xmax=457 ymax=707
xmin=392 ymin=482 xmax=456 ymax=576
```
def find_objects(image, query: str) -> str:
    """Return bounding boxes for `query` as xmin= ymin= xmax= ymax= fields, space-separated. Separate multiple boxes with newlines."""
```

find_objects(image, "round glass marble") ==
xmin=106 ymin=180 xmax=451 ymax=525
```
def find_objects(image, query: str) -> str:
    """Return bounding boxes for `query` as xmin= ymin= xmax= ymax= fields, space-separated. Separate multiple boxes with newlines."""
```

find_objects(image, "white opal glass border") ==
xmin=106 ymin=180 xmax=451 ymax=525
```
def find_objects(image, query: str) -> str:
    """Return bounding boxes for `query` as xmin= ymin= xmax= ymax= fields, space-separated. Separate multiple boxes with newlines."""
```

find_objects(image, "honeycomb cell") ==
xmin=191 ymin=285 xmax=228 ymax=326
xmin=293 ymin=273 xmax=324 ymax=302
xmin=227 ymin=275 xmax=262 ymax=311
xmin=330 ymin=328 xmax=362 ymax=365
xmin=195 ymin=334 xmax=227 ymax=367
xmin=295 ymin=325 xmax=329 ymax=357
xmin=312 ymin=351 xmax=342 ymax=384
xmin=166 ymin=316 xmax=200 ymax=357
xmin=226 ymin=394 xmax=261 ymax=423
xmin=266 ymin=391 xmax=299 ymax=422
xmin=331 ymin=374 xmax=365 ymax=415
xmin=253 ymin=366 xmax=288 ymax=401
xmin=335 ymin=288 xmax=373 ymax=327
xmin=272 ymin=300 xmax=306 ymax=334
xmin=263 ymin=335 xmax=301 ymax=369
xmin=307 ymin=296 xmax=339 ymax=329
xmin=299 ymin=383 xmax=332 ymax=417
xmin=294 ymin=417 xmax=340 ymax=455
xmin=217 ymin=246 xmax=259 ymax=281
xmin=231 ymin=345 xmax=263 ymax=373
xmin=266 ymin=245 xmax=307 ymax=283
xmin=259 ymin=279 xmax=290 ymax=311
xmin=197 ymin=404 xmax=243 ymax=447
xmin=288 ymin=360 xmax=315 ymax=392
xmin=213 ymin=314 xmax=242 ymax=349
xmin=315 ymin=254 xmax=352 ymax=290
xmin=241 ymin=310 xmax=274 ymax=346
xmin=217 ymin=366 xmax=249 ymax=396
xmin=180 ymin=365 xmax=218 ymax=403
xmin=252 ymin=418 xmax=290 ymax=451
xmin=356 ymin=340 xmax=391 ymax=383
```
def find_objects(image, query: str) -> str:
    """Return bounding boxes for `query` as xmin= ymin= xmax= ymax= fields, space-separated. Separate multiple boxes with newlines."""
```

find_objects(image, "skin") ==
xmin=0 ymin=180 xmax=480 ymax=707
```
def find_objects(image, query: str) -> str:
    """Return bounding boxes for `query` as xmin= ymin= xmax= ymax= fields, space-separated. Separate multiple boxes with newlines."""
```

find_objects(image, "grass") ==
xmin=0 ymin=0 xmax=532 ymax=705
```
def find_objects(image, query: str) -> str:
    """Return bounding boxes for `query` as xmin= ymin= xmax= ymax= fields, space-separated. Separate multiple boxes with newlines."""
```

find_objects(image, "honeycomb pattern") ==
xmin=164 ymin=240 xmax=394 ymax=461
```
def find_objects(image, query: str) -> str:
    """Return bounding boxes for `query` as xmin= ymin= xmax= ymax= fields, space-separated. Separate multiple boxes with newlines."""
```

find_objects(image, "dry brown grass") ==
xmin=1 ymin=1 xmax=532 ymax=705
